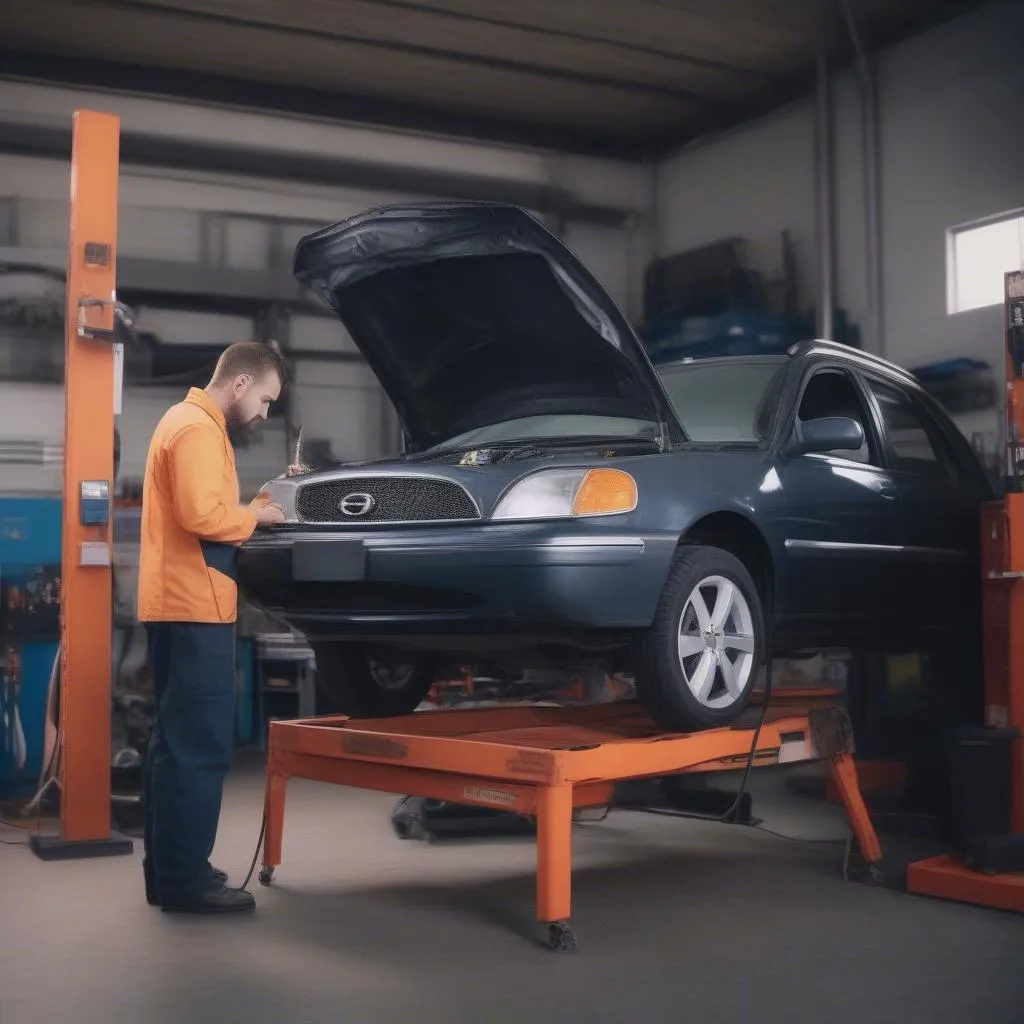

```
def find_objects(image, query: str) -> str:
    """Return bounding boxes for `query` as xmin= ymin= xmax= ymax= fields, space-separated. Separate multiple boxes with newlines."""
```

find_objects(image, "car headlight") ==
xmin=491 ymin=468 xmax=638 ymax=521
xmin=255 ymin=478 xmax=299 ymax=522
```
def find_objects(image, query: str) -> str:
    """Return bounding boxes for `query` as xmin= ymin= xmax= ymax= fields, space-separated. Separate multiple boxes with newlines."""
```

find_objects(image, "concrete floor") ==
xmin=1 ymin=758 xmax=1020 ymax=1024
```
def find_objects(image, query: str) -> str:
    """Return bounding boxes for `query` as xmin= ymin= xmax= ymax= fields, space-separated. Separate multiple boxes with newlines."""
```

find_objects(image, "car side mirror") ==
xmin=791 ymin=416 xmax=865 ymax=456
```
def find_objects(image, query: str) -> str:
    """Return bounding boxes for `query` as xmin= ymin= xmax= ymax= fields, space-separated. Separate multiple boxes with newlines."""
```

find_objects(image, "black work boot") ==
xmin=160 ymin=880 xmax=255 ymax=915
xmin=147 ymin=866 xmax=230 ymax=907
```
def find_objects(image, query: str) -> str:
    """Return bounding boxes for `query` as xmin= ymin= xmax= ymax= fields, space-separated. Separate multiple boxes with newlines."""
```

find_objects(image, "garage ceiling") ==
xmin=0 ymin=0 xmax=989 ymax=157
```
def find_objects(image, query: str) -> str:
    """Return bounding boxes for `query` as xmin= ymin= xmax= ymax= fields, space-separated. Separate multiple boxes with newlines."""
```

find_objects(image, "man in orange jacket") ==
xmin=139 ymin=342 xmax=286 ymax=913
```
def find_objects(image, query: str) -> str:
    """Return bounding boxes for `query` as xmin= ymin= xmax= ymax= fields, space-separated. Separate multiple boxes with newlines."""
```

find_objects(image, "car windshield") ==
xmin=656 ymin=357 xmax=788 ymax=444
xmin=434 ymin=415 xmax=660 ymax=451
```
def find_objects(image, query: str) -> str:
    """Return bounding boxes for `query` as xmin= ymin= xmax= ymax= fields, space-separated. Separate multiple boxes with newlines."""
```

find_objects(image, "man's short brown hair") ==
xmin=211 ymin=341 xmax=288 ymax=387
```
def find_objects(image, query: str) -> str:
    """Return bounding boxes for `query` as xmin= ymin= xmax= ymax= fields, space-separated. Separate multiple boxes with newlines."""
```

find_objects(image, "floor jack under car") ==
xmin=258 ymin=695 xmax=882 ymax=952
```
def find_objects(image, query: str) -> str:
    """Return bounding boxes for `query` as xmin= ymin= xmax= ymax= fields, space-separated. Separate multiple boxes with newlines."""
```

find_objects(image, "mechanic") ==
xmin=138 ymin=342 xmax=287 ymax=914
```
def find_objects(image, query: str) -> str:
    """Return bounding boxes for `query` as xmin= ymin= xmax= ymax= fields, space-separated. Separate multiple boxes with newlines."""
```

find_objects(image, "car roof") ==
xmin=654 ymin=340 xmax=921 ymax=390
xmin=655 ymin=354 xmax=787 ymax=371
xmin=791 ymin=339 xmax=921 ymax=388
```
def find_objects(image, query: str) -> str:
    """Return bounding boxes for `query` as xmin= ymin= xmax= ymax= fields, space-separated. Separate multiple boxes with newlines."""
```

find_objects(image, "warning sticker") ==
xmin=463 ymin=786 xmax=518 ymax=807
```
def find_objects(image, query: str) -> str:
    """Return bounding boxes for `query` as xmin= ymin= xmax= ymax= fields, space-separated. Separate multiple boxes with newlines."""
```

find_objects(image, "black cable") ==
xmin=616 ymin=806 xmax=849 ymax=846
xmin=718 ymin=634 xmax=775 ymax=824
xmin=236 ymin=808 xmax=268 ymax=893
xmin=0 ymin=816 xmax=33 ymax=845
xmin=749 ymin=823 xmax=849 ymax=845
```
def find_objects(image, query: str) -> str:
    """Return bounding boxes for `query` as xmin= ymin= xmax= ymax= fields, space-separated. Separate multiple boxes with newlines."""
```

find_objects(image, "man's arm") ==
xmin=167 ymin=424 xmax=258 ymax=543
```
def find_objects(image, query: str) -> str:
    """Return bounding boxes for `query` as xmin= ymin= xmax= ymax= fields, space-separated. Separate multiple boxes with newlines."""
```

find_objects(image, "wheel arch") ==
xmin=678 ymin=510 xmax=775 ymax=616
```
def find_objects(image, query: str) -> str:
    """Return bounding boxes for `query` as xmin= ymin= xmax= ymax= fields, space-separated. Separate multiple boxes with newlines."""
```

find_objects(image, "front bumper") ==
xmin=237 ymin=523 xmax=678 ymax=632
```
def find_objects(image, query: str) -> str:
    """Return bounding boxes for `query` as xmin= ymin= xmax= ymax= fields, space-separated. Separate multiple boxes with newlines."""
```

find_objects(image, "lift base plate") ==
xmin=30 ymin=831 xmax=135 ymax=861
xmin=907 ymin=853 xmax=1024 ymax=913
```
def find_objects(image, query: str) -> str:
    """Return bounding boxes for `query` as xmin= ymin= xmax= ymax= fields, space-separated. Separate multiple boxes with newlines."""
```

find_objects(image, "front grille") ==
xmin=296 ymin=476 xmax=479 ymax=524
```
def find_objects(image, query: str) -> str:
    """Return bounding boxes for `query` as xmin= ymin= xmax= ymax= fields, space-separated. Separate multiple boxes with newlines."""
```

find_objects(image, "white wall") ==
xmin=655 ymin=100 xmax=817 ymax=310
xmin=656 ymin=1 xmax=1023 ymax=371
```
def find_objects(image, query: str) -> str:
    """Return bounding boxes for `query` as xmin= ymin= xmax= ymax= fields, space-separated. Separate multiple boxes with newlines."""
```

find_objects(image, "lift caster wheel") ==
xmin=545 ymin=921 xmax=577 ymax=954
xmin=258 ymin=867 xmax=275 ymax=887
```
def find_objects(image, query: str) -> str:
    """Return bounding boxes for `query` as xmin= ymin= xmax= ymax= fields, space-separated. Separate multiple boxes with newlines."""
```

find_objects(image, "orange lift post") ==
xmin=30 ymin=110 xmax=134 ymax=860
xmin=258 ymin=697 xmax=882 ymax=951
xmin=907 ymin=269 xmax=1024 ymax=911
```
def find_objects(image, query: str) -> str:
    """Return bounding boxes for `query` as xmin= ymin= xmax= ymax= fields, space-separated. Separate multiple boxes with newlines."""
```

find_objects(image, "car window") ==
xmin=655 ymin=358 xmax=788 ymax=443
xmin=865 ymin=378 xmax=953 ymax=478
xmin=797 ymin=369 xmax=875 ymax=464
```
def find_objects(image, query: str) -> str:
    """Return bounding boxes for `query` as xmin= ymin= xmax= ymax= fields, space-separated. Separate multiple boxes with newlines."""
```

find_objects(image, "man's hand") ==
xmin=254 ymin=502 xmax=286 ymax=526
xmin=249 ymin=490 xmax=285 ymax=525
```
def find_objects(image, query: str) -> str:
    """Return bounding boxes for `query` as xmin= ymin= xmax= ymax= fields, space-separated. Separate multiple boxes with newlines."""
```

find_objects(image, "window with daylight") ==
xmin=948 ymin=213 xmax=1024 ymax=313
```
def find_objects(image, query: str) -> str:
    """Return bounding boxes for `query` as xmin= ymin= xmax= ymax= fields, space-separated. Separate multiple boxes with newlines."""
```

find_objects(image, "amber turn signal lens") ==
xmin=572 ymin=469 xmax=638 ymax=517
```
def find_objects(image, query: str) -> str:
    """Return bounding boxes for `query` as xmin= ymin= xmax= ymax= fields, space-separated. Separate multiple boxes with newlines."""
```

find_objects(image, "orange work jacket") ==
xmin=138 ymin=388 xmax=258 ymax=623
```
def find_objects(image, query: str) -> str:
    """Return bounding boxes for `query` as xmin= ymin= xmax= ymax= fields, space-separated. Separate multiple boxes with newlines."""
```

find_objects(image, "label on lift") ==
xmin=79 ymin=541 xmax=111 ymax=567
xmin=463 ymin=786 xmax=518 ymax=807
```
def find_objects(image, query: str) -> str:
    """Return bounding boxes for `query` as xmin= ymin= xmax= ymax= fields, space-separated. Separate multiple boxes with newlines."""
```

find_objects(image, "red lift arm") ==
xmin=907 ymin=269 xmax=1024 ymax=911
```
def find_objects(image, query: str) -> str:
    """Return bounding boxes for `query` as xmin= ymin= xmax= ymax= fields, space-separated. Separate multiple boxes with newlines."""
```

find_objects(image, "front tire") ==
xmin=635 ymin=545 xmax=765 ymax=732
xmin=312 ymin=643 xmax=436 ymax=718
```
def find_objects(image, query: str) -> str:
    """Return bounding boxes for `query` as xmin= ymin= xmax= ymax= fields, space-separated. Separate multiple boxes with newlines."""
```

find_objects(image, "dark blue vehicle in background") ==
xmin=238 ymin=203 xmax=991 ymax=732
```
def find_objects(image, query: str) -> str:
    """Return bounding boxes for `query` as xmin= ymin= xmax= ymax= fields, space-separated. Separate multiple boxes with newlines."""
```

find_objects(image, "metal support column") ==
xmin=31 ymin=109 xmax=133 ymax=861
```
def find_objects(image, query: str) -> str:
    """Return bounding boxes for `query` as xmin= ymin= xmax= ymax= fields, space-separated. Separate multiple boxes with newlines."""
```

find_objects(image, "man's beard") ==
xmin=225 ymin=405 xmax=262 ymax=446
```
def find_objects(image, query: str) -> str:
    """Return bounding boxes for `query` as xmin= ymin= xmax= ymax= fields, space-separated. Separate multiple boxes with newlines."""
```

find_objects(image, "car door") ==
xmin=776 ymin=364 xmax=906 ymax=639
xmin=858 ymin=373 xmax=984 ymax=635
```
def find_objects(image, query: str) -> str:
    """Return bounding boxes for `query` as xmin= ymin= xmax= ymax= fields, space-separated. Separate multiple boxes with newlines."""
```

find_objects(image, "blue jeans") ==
xmin=142 ymin=622 xmax=236 ymax=898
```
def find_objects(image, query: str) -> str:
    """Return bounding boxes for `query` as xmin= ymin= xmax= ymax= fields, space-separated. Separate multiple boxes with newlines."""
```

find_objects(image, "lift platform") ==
xmin=258 ymin=697 xmax=882 ymax=951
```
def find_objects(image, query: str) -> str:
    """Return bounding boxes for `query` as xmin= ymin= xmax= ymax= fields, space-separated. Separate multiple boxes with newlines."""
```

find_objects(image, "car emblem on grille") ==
xmin=338 ymin=492 xmax=376 ymax=517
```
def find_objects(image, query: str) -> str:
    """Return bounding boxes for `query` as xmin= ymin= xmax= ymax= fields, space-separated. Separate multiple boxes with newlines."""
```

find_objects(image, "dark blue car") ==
xmin=238 ymin=203 xmax=990 ymax=731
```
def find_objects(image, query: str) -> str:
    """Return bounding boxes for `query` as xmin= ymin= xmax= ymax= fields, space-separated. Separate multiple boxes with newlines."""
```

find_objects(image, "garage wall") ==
xmin=655 ymin=1 xmax=1023 ymax=372
xmin=655 ymin=100 xmax=817 ymax=314
xmin=0 ymin=80 xmax=649 ymax=496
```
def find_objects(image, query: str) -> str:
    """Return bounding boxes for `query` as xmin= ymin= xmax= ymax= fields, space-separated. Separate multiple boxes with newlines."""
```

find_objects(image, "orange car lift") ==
xmin=907 ymin=269 xmax=1024 ymax=913
xmin=30 ymin=109 xmax=133 ymax=860
xmin=259 ymin=697 xmax=882 ymax=951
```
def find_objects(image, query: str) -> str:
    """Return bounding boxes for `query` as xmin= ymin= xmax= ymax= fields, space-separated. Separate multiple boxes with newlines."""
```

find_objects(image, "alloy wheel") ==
xmin=676 ymin=574 xmax=756 ymax=710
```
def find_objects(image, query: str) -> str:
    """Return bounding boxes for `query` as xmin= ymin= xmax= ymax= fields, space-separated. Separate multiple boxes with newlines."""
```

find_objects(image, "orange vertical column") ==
xmin=33 ymin=110 xmax=133 ymax=858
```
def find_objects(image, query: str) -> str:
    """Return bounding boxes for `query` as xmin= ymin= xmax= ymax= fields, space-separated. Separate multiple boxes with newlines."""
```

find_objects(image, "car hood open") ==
xmin=293 ymin=202 xmax=685 ymax=452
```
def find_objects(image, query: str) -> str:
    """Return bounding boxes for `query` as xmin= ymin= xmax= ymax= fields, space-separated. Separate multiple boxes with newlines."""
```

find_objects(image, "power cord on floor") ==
xmin=0 ymin=819 xmax=31 ymax=845
xmin=618 ymin=804 xmax=853 ymax=846
xmin=236 ymin=808 xmax=268 ymax=893
xmin=722 ymin=639 xmax=775 ymax=823
xmin=750 ymin=823 xmax=852 ymax=846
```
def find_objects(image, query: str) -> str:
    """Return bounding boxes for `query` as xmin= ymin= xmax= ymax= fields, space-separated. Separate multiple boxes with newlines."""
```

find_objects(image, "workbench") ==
xmin=259 ymin=698 xmax=881 ymax=951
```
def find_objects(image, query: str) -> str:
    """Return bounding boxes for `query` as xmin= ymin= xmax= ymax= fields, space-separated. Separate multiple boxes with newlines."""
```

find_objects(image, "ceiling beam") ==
xmin=0 ymin=115 xmax=637 ymax=228
xmin=0 ymin=50 xmax=652 ymax=159
xmin=93 ymin=0 xmax=737 ymax=108
xmin=339 ymin=0 xmax=775 ymax=81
